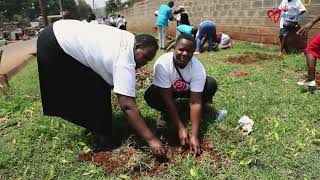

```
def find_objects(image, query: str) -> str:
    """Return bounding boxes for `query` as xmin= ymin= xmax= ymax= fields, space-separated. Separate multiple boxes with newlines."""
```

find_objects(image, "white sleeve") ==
xmin=296 ymin=0 xmax=306 ymax=12
xmin=190 ymin=63 xmax=206 ymax=92
xmin=113 ymin=52 xmax=136 ymax=97
xmin=153 ymin=63 xmax=171 ymax=88
xmin=279 ymin=0 xmax=285 ymax=10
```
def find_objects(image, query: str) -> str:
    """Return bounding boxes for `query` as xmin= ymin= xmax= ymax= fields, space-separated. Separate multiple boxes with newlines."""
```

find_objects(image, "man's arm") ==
xmin=189 ymin=92 xmax=202 ymax=155
xmin=160 ymin=88 xmax=189 ymax=145
xmin=297 ymin=15 xmax=320 ymax=35
xmin=117 ymin=94 xmax=166 ymax=156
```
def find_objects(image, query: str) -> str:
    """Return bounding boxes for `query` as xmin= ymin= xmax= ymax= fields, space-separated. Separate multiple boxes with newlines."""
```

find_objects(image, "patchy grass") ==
xmin=1 ymin=42 xmax=320 ymax=179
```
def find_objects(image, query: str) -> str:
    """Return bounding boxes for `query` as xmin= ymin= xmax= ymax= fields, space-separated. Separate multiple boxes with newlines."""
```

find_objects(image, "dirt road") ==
xmin=0 ymin=38 xmax=37 ymax=77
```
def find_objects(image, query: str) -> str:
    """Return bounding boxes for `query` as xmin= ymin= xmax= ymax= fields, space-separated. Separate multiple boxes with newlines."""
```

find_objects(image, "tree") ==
xmin=77 ymin=0 xmax=92 ymax=20
xmin=105 ymin=0 xmax=122 ymax=16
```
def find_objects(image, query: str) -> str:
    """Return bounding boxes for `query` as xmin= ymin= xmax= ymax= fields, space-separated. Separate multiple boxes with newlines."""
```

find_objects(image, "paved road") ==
xmin=0 ymin=37 xmax=37 ymax=77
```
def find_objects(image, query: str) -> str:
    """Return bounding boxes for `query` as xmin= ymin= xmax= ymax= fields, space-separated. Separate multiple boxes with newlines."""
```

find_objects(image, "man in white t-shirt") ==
xmin=37 ymin=20 xmax=166 ymax=156
xmin=278 ymin=0 xmax=306 ymax=54
xmin=144 ymin=34 xmax=218 ymax=155
xmin=116 ymin=15 xmax=126 ymax=30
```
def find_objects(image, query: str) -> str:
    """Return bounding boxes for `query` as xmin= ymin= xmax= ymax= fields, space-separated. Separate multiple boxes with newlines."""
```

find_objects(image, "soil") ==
xmin=136 ymin=66 xmax=153 ymax=90
xmin=227 ymin=51 xmax=278 ymax=64
xmin=228 ymin=71 xmax=249 ymax=77
xmin=78 ymin=136 xmax=221 ymax=177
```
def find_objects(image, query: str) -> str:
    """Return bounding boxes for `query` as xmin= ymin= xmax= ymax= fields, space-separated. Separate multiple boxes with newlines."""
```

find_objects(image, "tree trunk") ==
xmin=39 ymin=0 xmax=49 ymax=26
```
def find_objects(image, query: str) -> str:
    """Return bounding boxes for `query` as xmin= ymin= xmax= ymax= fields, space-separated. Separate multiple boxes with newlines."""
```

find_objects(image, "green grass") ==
xmin=1 ymin=42 xmax=320 ymax=179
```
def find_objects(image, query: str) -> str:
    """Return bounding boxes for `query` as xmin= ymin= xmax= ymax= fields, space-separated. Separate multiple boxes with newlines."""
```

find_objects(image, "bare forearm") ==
xmin=190 ymin=103 xmax=201 ymax=137
xmin=117 ymin=95 xmax=155 ymax=142
xmin=312 ymin=16 xmax=320 ymax=26
xmin=125 ymin=108 xmax=155 ymax=142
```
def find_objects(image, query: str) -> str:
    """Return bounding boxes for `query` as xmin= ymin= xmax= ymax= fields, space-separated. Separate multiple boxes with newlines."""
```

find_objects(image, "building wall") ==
xmin=118 ymin=0 xmax=320 ymax=44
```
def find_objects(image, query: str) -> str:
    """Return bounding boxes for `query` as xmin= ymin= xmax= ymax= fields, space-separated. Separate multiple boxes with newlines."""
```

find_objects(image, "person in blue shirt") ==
xmin=156 ymin=1 xmax=174 ymax=49
xmin=194 ymin=20 xmax=216 ymax=55
xmin=166 ymin=24 xmax=197 ymax=51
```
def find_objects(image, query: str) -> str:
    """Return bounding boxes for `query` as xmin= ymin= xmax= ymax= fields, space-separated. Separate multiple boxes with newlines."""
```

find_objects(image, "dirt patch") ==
xmin=227 ymin=51 xmax=279 ymax=64
xmin=0 ymin=116 xmax=7 ymax=124
xmin=79 ymin=136 xmax=221 ymax=177
xmin=136 ymin=66 xmax=153 ymax=90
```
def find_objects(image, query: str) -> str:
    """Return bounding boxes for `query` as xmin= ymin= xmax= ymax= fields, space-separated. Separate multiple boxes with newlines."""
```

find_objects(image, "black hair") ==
xmin=135 ymin=34 xmax=159 ymax=52
xmin=176 ymin=34 xmax=196 ymax=48
xmin=87 ymin=13 xmax=96 ymax=22
xmin=180 ymin=13 xmax=190 ymax=25
xmin=168 ymin=1 xmax=174 ymax=7
xmin=118 ymin=15 xmax=121 ymax=17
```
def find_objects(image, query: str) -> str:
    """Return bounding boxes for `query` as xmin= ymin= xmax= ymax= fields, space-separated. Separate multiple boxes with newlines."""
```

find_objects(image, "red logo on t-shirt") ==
xmin=171 ymin=79 xmax=189 ymax=92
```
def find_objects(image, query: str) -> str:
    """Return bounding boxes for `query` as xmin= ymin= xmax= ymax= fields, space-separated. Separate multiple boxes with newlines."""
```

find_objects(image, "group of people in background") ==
xmin=155 ymin=1 xmax=232 ymax=54
xmin=83 ymin=13 xmax=127 ymax=30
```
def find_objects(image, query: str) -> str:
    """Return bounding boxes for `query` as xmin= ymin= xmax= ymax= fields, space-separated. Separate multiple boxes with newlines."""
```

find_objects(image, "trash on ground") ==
xmin=237 ymin=115 xmax=254 ymax=135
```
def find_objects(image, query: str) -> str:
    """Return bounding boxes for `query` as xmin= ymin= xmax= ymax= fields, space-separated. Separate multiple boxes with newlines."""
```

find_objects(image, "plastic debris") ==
xmin=238 ymin=115 xmax=254 ymax=135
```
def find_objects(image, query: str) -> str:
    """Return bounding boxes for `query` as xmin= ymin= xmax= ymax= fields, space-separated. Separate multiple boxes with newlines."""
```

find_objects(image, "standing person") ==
xmin=174 ymin=6 xmax=190 ymax=26
xmin=37 ymin=20 xmax=166 ymax=157
xmin=144 ymin=35 xmax=218 ymax=155
xmin=156 ymin=0 xmax=174 ymax=49
xmin=109 ymin=16 xmax=116 ymax=27
xmin=194 ymin=20 xmax=216 ymax=55
xmin=297 ymin=15 xmax=320 ymax=86
xmin=278 ymin=0 xmax=306 ymax=55
xmin=116 ymin=15 xmax=126 ymax=30
xmin=122 ymin=16 xmax=127 ymax=28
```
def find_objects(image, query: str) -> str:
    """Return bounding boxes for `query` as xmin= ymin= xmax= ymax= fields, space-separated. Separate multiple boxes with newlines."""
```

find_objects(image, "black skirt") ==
xmin=37 ymin=24 xmax=112 ymax=136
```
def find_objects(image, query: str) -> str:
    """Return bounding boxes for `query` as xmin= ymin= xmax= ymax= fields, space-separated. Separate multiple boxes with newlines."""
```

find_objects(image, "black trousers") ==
xmin=37 ymin=24 xmax=112 ymax=136
xmin=144 ymin=76 xmax=218 ymax=112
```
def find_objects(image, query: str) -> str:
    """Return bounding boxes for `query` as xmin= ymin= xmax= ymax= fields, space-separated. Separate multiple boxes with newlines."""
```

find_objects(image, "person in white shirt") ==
xmin=278 ymin=0 xmax=306 ymax=55
xmin=37 ymin=20 xmax=166 ymax=156
xmin=144 ymin=35 xmax=218 ymax=155
xmin=116 ymin=15 xmax=126 ymax=30
xmin=109 ymin=16 xmax=116 ymax=27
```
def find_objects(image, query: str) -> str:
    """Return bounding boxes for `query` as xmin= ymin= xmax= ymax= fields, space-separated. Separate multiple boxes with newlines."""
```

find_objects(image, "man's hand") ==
xmin=297 ymin=22 xmax=313 ymax=35
xmin=147 ymin=138 xmax=166 ymax=157
xmin=178 ymin=127 xmax=189 ymax=146
xmin=189 ymin=135 xmax=201 ymax=155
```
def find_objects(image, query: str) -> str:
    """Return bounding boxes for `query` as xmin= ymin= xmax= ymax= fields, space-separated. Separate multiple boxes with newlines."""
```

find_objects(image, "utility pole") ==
xmin=39 ymin=0 xmax=48 ymax=26
xmin=59 ymin=0 xmax=63 ymax=17
xmin=92 ymin=0 xmax=95 ymax=14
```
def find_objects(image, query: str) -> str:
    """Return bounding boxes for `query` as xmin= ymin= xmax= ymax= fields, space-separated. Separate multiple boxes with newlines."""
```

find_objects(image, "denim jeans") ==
xmin=157 ymin=25 xmax=168 ymax=48
xmin=196 ymin=21 xmax=216 ymax=52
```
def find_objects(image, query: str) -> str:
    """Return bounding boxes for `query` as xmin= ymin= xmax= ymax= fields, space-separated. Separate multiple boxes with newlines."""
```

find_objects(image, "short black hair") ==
xmin=135 ymin=34 xmax=159 ymax=52
xmin=176 ymin=34 xmax=196 ymax=48
xmin=168 ymin=1 xmax=174 ymax=7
